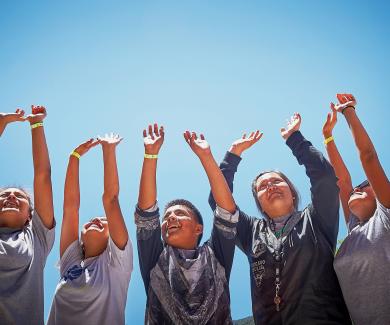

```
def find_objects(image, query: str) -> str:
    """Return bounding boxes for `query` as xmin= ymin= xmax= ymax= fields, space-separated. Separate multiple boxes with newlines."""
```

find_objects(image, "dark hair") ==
xmin=251 ymin=170 xmax=300 ymax=216
xmin=0 ymin=186 xmax=34 ymax=219
xmin=164 ymin=199 xmax=203 ymax=245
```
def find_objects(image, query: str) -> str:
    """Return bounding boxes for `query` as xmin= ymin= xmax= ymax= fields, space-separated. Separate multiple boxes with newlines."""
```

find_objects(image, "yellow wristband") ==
xmin=324 ymin=136 xmax=334 ymax=145
xmin=31 ymin=122 xmax=43 ymax=129
xmin=70 ymin=151 xmax=81 ymax=159
xmin=144 ymin=153 xmax=158 ymax=159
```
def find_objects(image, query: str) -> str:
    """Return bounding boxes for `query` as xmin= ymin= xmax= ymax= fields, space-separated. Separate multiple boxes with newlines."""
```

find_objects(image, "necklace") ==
xmin=268 ymin=214 xmax=293 ymax=311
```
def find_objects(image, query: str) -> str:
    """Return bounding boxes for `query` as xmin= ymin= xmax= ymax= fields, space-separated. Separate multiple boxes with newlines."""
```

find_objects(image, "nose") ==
xmin=167 ymin=214 xmax=178 ymax=222
xmin=7 ymin=192 xmax=18 ymax=201
xmin=266 ymin=181 xmax=275 ymax=190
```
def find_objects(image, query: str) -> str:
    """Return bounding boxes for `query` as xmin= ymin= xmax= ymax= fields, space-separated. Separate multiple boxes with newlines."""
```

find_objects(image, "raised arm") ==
xmin=60 ymin=138 xmax=100 ymax=257
xmin=0 ymin=109 xmax=25 ymax=137
xmin=282 ymin=113 xmax=340 ymax=246
xmin=184 ymin=131 xmax=236 ymax=213
xmin=322 ymin=105 xmax=353 ymax=223
xmin=334 ymin=94 xmax=390 ymax=208
xmin=99 ymin=133 xmax=128 ymax=250
xmin=208 ymin=130 xmax=262 ymax=210
xmin=25 ymin=106 xmax=54 ymax=229
xmin=138 ymin=124 xmax=164 ymax=210
xmin=136 ymin=123 xmax=165 ymax=291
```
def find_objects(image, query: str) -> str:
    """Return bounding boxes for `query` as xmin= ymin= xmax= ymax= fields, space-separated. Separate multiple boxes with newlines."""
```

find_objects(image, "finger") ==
xmin=242 ymin=133 xmax=247 ymax=139
xmin=143 ymin=129 xmax=147 ymax=138
xmin=256 ymin=132 xmax=263 ymax=141
xmin=183 ymin=131 xmax=191 ymax=143
xmin=336 ymin=93 xmax=343 ymax=103
xmin=153 ymin=123 xmax=159 ymax=137
xmin=159 ymin=126 xmax=165 ymax=138
xmin=191 ymin=132 xmax=197 ymax=141
xmin=330 ymin=103 xmax=337 ymax=113
xmin=280 ymin=127 xmax=286 ymax=133
xmin=200 ymin=134 xmax=205 ymax=140
xmin=148 ymin=124 xmax=154 ymax=140
xmin=249 ymin=131 xmax=254 ymax=139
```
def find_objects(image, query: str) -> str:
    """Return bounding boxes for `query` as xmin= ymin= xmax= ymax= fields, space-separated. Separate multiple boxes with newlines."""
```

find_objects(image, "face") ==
xmin=161 ymin=205 xmax=203 ymax=249
xmin=81 ymin=217 xmax=109 ymax=254
xmin=348 ymin=181 xmax=376 ymax=221
xmin=255 ymin=172 xmax=295 ymax=218
xmin=0 ymin=188 xmax=31 ymax=228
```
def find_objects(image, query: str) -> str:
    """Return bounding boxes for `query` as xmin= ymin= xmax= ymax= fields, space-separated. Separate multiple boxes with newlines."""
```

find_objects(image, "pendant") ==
xmin=274 ymin=295 xmax=282 ymax=311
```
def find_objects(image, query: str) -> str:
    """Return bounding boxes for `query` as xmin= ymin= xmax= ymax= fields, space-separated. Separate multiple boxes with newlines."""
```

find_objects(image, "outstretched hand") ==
xmin=25 ymin=105 xmax=47 ymax=124
xmin=0 ymin=108 xmax=25 ymax=123
xmin=73 ymin=138 xmax=100 ymax=157
xmin=323 ymin=104 xmax=338 ymax=137
xmin=183 ymin=130 xmax=211 ymax=158
xmin=281 ymin=112 xmax=301 ymax=140
xmin=230 ymin=130 xmax=263 ymax=156
xmin=331 ymin=93 xmax=356 ymax=113
xmin=98 ymin=132 xmax=123 ymax=149
xmin=143 ymin=123 xmax=164 ymax=155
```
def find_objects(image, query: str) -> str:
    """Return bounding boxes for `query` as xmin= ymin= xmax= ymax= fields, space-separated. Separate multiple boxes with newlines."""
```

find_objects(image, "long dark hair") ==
xmin=251 ymin=170 xmax=300 ymax=216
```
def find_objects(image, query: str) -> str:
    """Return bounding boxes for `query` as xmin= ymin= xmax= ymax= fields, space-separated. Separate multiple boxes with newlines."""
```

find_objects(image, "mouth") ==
xmin=165 ymin=223 xmax=181 ymax=237
xmin=2 ymin=201 xmax=19 ymax=210
xmin=268 ymin=191 xmax=283 ymax=200
xmin=86 ymin=221 xmax=104 ymax=231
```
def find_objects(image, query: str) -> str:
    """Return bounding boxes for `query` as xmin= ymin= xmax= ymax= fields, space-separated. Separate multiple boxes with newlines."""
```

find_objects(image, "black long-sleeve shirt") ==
xmin=209 ymin=131 xmax=351 ymax=325
xmin=135 ymin=204 xmax=238 ymax=325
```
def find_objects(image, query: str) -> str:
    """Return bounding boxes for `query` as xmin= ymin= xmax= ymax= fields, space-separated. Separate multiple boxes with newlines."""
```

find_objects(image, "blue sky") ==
xmin=1 ymin=1 xmax=390 ymax=323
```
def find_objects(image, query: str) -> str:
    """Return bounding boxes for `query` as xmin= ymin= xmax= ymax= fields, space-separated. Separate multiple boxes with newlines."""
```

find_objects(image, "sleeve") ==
xmin=32 ymin=210 xmax=55 ymax=259
xmin=347 ymin=214 xmax=360 ymax=233
xmin=107 ymin=236 xmax=133 ymax=275
xmin=134 ymin=204 xmax=164 ymax=291
xmin=59 ymin=240 xmax=83 ymax=277
xmin=210 ymin=205 xmax=239 ymax=281
xmin=286 ymin=131 xmax=340 ymax=248
xmin=376 ymin=200 xmax=390 ymax=230
xmin=208 ymin=151 xmax=255 ymax=255
xmin=208 ymin=151 xmax=242 ymax=210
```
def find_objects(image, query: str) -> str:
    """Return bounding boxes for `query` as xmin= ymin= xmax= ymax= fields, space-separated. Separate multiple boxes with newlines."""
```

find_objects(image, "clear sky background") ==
xmin=1 ymin=1 xmax=390 ymax=323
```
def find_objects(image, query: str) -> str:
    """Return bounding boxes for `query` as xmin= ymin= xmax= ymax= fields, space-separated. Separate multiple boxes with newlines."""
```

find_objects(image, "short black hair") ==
xmin=164 ymin=199 xmax=203 ymax=245
xmin=251 ymin=170 xmax=300 ymax=216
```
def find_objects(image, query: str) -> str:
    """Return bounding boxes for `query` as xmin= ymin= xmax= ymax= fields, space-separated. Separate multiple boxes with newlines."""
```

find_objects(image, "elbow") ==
xmin=102 ymin=193 xmax=119 ymax=206
xmin=35 ymin=165 xmax=52 ymax=179
xmin=359 ymin=148 xmax=377 ymax=164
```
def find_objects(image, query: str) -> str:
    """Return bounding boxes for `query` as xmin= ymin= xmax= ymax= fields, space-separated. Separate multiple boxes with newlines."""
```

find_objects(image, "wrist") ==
xmin=30 ymin=122 xmax=44 ymax=129
xmin=229 ymin=145 xmax=243 ymax=156
xmin=323 ymin=132 xmax=332 ymax=139
xmin=144 ymin=153 xmax=158 ymax=159
xmin=70 ymin=151 xmax=81 ymax=159
xmin=341 ymin=105 xmax=355 ymax=115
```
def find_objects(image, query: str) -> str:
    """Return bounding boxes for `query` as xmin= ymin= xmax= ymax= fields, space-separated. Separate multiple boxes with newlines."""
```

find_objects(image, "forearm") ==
xmin=323 ymin=137 xmax=352 ymax=185
xmin=344 ymin=108 xmax=376 ymax=161
xmin=0 ymin=115 xmax=7 ymax=136
xmin=31 ymin=124 xmax=51 ymax=176
xmin=138 ymin=158 xmax=158 ymax=210
xmin=200 ymin=154 xmax=236 ymax=213
xmin=102 ymin=146 xmax=120 ymax=200
xmin=64 ymin=156 xmax=81 ymax=212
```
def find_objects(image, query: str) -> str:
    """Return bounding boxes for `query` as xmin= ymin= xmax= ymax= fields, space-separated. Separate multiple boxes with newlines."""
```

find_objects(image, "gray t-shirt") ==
xmin=334 ymin=201 xmax=390 ymax=325
xmin=47 ymin=237 xmax=133 ymax=325
xmin=0 ymin=211 xmax=55 ymax=325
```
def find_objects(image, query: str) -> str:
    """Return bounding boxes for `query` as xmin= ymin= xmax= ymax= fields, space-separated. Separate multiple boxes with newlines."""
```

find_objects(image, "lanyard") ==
xmin=269 ymin=215 xmax=293 ymax=312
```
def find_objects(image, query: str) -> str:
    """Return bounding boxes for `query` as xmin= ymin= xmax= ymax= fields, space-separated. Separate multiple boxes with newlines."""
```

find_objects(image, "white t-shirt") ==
xmin=47 ymin=237 xmax=133 ymax=325
xmin=0 ymin=211 xmax=55 ymax=325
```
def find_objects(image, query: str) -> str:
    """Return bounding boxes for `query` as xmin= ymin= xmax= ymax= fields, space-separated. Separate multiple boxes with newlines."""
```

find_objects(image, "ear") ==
xmin=195 ymin=224 xmax=203 ymax=236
